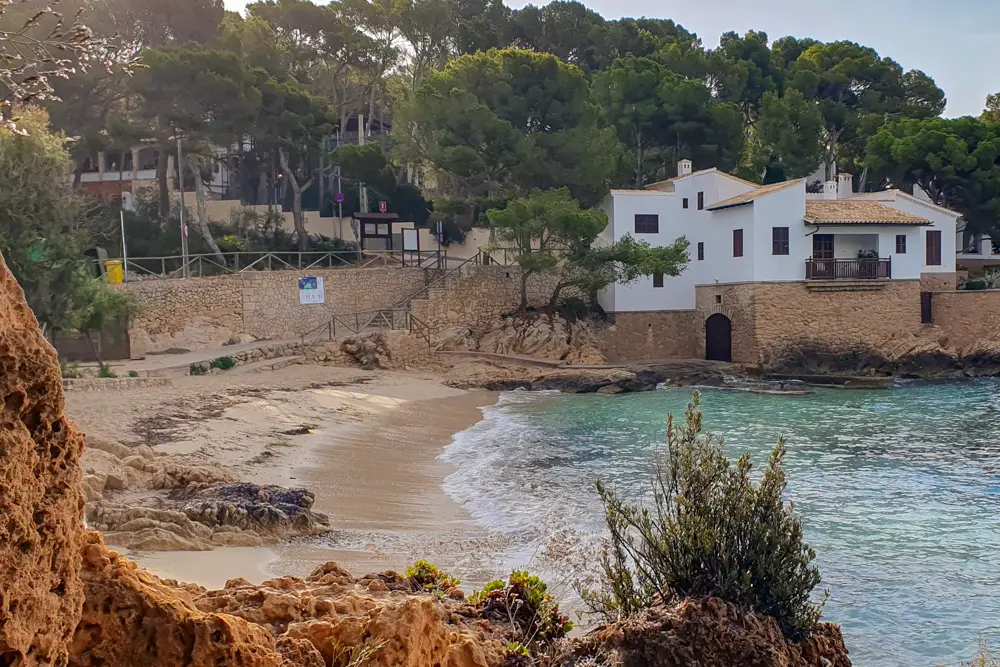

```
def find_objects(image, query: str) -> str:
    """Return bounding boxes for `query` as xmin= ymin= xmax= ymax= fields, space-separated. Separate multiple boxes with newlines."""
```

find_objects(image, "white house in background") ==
xmin=593 ymin=161 xmax=964 ymax=363
xmin=597 ymin=160 xmax=960 ymax=316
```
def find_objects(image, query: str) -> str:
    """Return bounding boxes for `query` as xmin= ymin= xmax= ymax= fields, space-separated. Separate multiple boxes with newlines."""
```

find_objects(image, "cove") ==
xmin=443 ymin=379 xmax=1000 ymax=667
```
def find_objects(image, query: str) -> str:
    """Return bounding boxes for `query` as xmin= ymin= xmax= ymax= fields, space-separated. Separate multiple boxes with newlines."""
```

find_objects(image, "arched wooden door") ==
xmin=705 ymin=314 xmax=732 ymax=362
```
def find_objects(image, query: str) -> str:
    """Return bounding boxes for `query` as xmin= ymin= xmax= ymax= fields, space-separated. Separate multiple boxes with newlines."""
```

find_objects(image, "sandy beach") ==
xmin=66 ymin=362 xmax=501 ymax=588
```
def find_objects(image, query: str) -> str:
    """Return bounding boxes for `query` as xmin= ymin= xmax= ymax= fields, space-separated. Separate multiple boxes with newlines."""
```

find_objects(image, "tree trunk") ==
xmin=85 ymin=331 xmax=104 ymax=367
xmin=72 ymin=167 xmax=83 ymax=189
xmin=156 ymin=145 xmax=170 ymax=217
xmin=190 ymin=156 xmax=226 ymax=265
xmin=547 ymin=281 xmax=567 ymax=311
xmin=278 ymin=149 xmax=313 ymax=252
xmin=858 ymin=165 xmax=869 ymax=193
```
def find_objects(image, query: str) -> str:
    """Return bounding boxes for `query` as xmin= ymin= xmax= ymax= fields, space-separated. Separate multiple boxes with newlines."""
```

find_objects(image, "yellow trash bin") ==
xmin=105 ymin=260 xmax=124 ymax=284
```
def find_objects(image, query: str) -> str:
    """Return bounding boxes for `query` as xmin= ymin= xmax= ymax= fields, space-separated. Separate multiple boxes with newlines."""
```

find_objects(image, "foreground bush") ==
xmin=588 ymin=391 xmax=823 ymax=637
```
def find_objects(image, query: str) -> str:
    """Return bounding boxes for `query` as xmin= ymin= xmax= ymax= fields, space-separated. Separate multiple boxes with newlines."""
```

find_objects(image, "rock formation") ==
xmin=435 ymin=313 xmax=606 ymax=365
xmin=82 ymin=435 xmax=330 ymax=551
xmin=0 ymin=254 xmax=87 ymax=666
xmin=573 ymin=597 xmax=851 ymax=667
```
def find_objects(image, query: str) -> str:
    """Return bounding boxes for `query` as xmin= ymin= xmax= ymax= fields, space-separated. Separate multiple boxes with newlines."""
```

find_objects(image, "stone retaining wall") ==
xmin=601 ymin=311 xmax=700 ymax=362
xmin=122 ymin=268 xmax=428 ymax=357
xmin=929 ymin=290 xmax=1000 ymax=350
xmin=409 ymin=266 xmax=561 ymax=333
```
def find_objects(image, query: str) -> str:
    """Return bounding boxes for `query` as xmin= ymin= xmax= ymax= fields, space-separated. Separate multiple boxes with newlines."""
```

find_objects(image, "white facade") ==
xmin=598 ymin=168 xmax=961 ymax=314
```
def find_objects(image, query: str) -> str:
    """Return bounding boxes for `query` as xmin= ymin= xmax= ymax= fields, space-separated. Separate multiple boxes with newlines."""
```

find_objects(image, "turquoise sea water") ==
xmin=441 ymin=380 xmax=1000 ymax=667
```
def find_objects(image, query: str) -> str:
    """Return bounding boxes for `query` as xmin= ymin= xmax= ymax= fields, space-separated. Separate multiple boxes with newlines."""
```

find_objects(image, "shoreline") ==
xmin=74 ymin=366 xmax=500 ymax=587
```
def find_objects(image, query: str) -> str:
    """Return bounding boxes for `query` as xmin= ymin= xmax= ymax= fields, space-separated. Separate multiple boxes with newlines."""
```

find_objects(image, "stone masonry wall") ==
xmin=749 ymin=281 xmax=923 ymax=365
xmin=409 ymin=266 xmax=560 ymax=334
xmin=695 ymin=283 xmax=759 ymax=363
xmin=123 ymin=268 xmax=427 ymax=357
xmin=601 ymin=311 xmax=699 ymax=362
xmin=122 ymin=276 xmax=243 ymax=356
xmin=930 ymin=291 xmax=1000 ymax=350
xmin=920 ymin=272 xmax=958 ymax=292
xmin=239 ymin=268 xmax=426 ymax=340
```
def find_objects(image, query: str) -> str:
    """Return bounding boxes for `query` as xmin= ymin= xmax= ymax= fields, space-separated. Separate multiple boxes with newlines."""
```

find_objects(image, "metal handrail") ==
xmin=298 ymin=307 xmax=418 ymax=346
xmin=97 ymin=249 xmax=444 ymax=280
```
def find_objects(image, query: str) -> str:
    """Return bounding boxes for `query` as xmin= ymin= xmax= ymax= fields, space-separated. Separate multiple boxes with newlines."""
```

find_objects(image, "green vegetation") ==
xmin=128 ymin=370 xmax=140 ymax=378
xmin=60 ymin=362 xmax=83 ymax=379
xmin=471 ymin=569 xmax=572 ymax=642
xmin=97 ymin=364 xmax=118 ymax=378
xmin=210 ymin=356 xmax=237 ymax=371
xmin=189 ymin=363 xmax=207 ymax=376
xmin=404 ymin=560 xmax=460 ymax=594
xmin=486 ymin=188 xmax=689 ymax=311
xmin=588 ymin=392 xmax=823 ymax=637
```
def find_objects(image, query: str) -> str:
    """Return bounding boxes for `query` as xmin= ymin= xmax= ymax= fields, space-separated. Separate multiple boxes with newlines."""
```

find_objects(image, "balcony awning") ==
xmin=804 ymin=201 xmax=930 ymax=225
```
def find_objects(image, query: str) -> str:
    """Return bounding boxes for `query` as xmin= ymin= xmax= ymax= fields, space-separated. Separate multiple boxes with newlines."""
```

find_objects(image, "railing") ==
xmin=805 ymin=257 xmax=891 ymax=280
xmin=98 ymin=250 xmax=444 ymax=281
xmin=298 ymin=251 xmax=483 ymax=350
xmin=298 ymin=307 xmax=431 ymax=346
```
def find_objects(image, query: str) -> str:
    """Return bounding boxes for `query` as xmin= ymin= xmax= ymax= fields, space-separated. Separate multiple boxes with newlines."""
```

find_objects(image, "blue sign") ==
xmin=334 ymin=192 xmax=345 ymax=204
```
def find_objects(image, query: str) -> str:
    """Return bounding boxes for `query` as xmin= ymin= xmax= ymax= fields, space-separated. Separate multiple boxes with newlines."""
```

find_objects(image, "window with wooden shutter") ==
xmin=634 ymin=214 xmax=659 ymax=234
xmin=896 ymin=235 xmax=907 ymax=254
xmin=926 ymin=230 xmax=942 ymax=266
xmin=682 ymin=198 xmax=689 ymax=209
xmin=733 ymin=229 xmax=744 ymax=257
xmin=772 ymin=227 xmax=789 ymax=255
xmin=697 ymin=191 xmax=704 ymax=210
xmin=653 ymin=273 xmax=664 ymax=288
xmin=697 ymin=242 xmax=704 ymax=261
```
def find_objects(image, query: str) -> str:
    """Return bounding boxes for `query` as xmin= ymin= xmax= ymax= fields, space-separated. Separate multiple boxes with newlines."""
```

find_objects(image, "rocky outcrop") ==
xmin=87 ymin=483 xmax=329 ymax=551
xmin=435 ymin=313 xmax=607 ymax=365
xmin=763 ymin=331 xmax=1000 ymax=378
xmin=447 ymin=359 xmax=730 ymax=394
xmin=573 ymin=597 xmax=851 ymax=667
xmin=0 ymin=254 xmax=87 ymax=666
xmin=70 ymin=532 xmax=291 ymax=667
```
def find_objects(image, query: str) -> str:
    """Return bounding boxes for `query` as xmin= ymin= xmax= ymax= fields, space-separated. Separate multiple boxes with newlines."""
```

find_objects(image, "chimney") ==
xmin=677 ymin=159 xmax=693 ymax=177
xmin=838 ymin=172 xmax=853 ymax=199
xmin=823 ymin=181 xmax=838 ymax=200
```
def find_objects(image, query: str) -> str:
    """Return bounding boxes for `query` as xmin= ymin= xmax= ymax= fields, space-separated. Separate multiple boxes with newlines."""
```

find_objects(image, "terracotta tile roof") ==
xmin=706 ymin=179 xmax=804 ymax=210
xmin=804 ymin=200 xmax=930 ymax=225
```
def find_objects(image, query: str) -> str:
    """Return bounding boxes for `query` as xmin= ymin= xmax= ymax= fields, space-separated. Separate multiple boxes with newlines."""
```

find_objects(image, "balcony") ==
xmin=805 ymin=257 xmax=891 ymax=280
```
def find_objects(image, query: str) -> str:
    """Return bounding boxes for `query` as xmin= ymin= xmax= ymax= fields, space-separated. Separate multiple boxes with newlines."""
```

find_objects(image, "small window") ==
xmin=772 ymin=227 xmax=789 ymax=255
xmin=715 ymin=294 xmax=722 ymax=304
xmin=926 ymin=230 xmax=942 ymax=266
xmin=733 ymin=229 xmax=744 ymax=257
xmin=682 ymin=198 xmax=689 ymax=209
xmin=697 ymin=241 xmax=704 ymax=261
xmin=652 ymin=272 xmax=664 ymax=288
xmin=896 ymin=234 xmax=907 ymax=254
xmin=634 ymin=214 xmax=659 ymax=234
xmin=697 ymin=191 xmax=705 ymax=210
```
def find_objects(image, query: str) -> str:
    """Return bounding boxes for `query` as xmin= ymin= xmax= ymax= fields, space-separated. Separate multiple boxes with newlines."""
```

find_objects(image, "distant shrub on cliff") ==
xmin=404 ymin=560 xmax=460 ymax=595
xmin=210 ymin=356 xmax=236 ymax=371
xmin=588 ymin=391 xmax=824 ymax=638
xmin=472 ymin=569 xmax=572 ymax=642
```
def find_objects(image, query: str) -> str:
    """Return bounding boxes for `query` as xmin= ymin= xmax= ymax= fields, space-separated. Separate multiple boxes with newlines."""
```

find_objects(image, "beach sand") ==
xmin=66 ymin=363 xmax=499 ymax=588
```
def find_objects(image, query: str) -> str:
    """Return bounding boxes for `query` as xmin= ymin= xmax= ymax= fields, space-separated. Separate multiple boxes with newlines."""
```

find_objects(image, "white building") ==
xmin=598 ymin=160 xmax=960 ymax=314
xmin=596 ymin=160 xmax=963 ymax=363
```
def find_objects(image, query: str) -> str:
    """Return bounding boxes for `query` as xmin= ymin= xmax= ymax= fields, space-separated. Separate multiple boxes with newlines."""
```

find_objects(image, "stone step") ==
xmin=238 ymin=356 xmax=304 ymax=373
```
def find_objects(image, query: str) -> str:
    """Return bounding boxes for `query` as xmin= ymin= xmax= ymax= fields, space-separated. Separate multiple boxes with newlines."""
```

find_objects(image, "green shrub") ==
xmin=189 ymin=363 xmax=207 ymax=376
xmin=209 ymin=356 xmax=236 ymax=371
xmin=97 ymin=364 xmax=117 ymax=378
xmin=404 ymin=560 xmax=460 ymax=594
xmin=966 ymin=279 xmax=987 ymax=290
xmin=128 ymin=370 xmax=139 ymax=378
xmin=471 ymin=569 xmax=572 ymax=641
xmin=60 ymin=361 xmax=83 ymax=379
xmin=501 ymin=642 xmax=530 ymax=667
xmin=588 ymin=391 xmax=823 ymax=638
